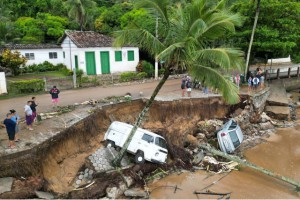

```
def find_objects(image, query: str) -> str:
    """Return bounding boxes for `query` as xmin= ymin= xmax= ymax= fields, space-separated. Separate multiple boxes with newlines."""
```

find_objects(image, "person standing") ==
xmin=260 ymin=74 xmax=265 ymax=89
xmin=181 ymin=76 xmax=187 ymax=97
xmin=248 ymin=76 xmax=253 ymax=93
xmin=3 ymin=113 xmax=16 ymax=149
xmin=10 ymin=109 xmax=20 ymax=142
xmin=186 ymin=78 xmax=192 ymax=97
xmin=235 ymin=73 xmax=240 ymax=89
xmin=49 ymin=86 xmax=60 ymax=108
xmin=252 ymin=76 xmax=259 ymax=91
xmin=30 ymin=96 xmax=38 ymax=122
xmin=24 ymin=101 xmax=33 ymax=130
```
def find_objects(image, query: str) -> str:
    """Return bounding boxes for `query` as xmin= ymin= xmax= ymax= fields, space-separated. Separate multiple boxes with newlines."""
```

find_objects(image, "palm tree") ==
xmin=112 ymin=0 xmax=244 ymax=166
xmin=63 ymin=0 xmax=96 ymax=31
xmin=244 ymin=0 xmax=261 ymax=77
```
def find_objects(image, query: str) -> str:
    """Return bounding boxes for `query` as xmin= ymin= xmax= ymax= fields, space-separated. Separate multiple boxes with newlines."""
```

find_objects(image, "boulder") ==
xmin=0 ymin=177 xmax=13 ymax=194
xmin=265 ymin=106 xmax=290 ymax=120
xmin=259 ymin=122 xmax=274 ymax=130
xmin=35 ymin=191 xmax=54 ymax=199
xmin=192 ymin=151 xmax=204 ymax=165
xmin=124 ymin=188 xmax=147 ymax=198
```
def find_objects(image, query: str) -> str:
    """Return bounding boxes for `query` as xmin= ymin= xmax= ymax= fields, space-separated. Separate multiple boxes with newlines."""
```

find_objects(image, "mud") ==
xmin=0 ymin=98 xmax=231 ymax=196
xmin=149 ymin=118 xmax=300 ymax=199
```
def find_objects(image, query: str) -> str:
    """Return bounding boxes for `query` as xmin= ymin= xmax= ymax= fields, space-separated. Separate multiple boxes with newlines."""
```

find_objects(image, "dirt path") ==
xmin=0 ymin=79 xmax=180 ymax=115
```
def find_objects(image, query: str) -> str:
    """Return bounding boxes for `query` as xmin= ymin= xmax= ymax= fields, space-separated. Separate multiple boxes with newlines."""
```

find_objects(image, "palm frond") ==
xmin=194 ymin=48 xmax=244 ymax=71
xmin=113 ymin=29 xmax=164 ymax=57
xmin=190 ymin=65 xmax=240 ymax=104
xmin=135 ymin=0 xmax=169 ymax=26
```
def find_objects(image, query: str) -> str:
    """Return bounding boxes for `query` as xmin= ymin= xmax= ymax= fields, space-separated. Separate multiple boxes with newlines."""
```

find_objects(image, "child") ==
xmin=252 ymin=76 xmax=259 ymax=91
xmin=248 ymin=76 xmax=253 ymax=92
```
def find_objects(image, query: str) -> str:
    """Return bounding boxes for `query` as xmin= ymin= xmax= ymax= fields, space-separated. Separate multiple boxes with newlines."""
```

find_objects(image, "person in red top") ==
xmin=49 ymin=86 xmax=60 ymax=108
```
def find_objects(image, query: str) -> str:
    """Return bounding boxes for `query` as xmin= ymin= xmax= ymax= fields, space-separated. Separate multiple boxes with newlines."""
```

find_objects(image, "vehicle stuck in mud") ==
xmin=217 ymin=119 xmax=244 ymax=153
xmin=104 ymin=121 xmax=168 ymax=164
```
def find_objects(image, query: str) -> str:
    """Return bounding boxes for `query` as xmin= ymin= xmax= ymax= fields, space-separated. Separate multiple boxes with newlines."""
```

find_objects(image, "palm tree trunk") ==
xmin=244 ymin=0 xmax=261 ymax=78
xmin=112 ymin=68 xmax=170 ymax=167
xmin=200 ymin=144 xmax=300 ymax=191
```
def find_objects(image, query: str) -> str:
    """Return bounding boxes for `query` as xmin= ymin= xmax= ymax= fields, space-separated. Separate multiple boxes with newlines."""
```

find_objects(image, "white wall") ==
xmin=0 ymin=72 xmax=7 ymax=94
xmin=17 ymin=48 xmax=64 ymax=66
xmin=61 ymin=36 xmax=139 ymax=75
xmin=268 ymin=55 xmax=291 ymax=64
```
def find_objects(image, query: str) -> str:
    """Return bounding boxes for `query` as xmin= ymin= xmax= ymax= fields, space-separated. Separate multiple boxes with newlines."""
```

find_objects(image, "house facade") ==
xmin=0 ymin=44 xmax=64 ymax=66
xmin=60 ymin=31 xmax=139 ymax=75
xmin=1 ymin=31 xmax=139 ymax=75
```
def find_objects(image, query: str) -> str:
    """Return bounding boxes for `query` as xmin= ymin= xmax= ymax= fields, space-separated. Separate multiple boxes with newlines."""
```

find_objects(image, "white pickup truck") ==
xmin=104 ymin=121 xmax=168 ymax=164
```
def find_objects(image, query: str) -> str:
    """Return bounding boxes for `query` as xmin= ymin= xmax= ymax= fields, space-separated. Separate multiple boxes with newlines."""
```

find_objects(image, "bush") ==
xmin=8 ymin=79 xmax=45 ymax=94
xmin=120 ymin=72 xmax=137 ymax=82
xmin=136 ymin=72 xmax=147 ymax=80
xmin=23 ymin=62 xmax=67 ymax=73
xmin=59 ymin=65 xmax=73 ymax=76
xmin=141 ymin=61 xmax=154 ymax=77
xmin=159 ymin=68 xmax=165 ymax=76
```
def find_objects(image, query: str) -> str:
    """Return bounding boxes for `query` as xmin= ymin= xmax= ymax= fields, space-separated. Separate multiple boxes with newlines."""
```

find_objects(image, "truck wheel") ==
xmin=106 ymin=140 xmax=115 ymax=148
xmin=135 ymin=151 xmax=145 ymax=164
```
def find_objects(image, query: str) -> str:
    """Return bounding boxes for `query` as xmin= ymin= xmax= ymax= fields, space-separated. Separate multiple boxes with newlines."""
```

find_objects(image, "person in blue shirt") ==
xmin=10 ymin=109 xmax=20 ymax=142
xmin=3 ymin=113 xmax=16 ymax=149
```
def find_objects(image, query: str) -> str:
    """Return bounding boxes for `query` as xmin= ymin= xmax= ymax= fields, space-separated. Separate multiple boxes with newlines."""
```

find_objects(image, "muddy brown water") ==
xmin=149 ymin=119 xmax=300 ymax=198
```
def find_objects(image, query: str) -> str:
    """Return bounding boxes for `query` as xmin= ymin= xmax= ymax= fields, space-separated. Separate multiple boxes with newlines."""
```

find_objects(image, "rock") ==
xmin=76 ymin=180 xmax=81 ymax=185
xmin=233 ymin=108 xmax=243 ymax=116
xmin=123 ymin=176 xmax=134 ymax=187
xmin=106 ymin=182 xmax=127 ymax=199
xmin=192 ymin=151 xmax=204 ymax=165
xmin=259 ymin=122 xmax=274 ymax=130
xmin=186 ymin=134 xmax=198 ymax=146
xmin=78 ymin=175 xmax=84 ymax=180
xmin=265 ymin=106 xmax=290 ymax=120
xmin=35 ymin=191 xmax=54 ymax=199
xmin=196 ymin=133 xmax=206 ymax=139
xmin=124 ymin=188 xmax=147 ymax=198
xmin=0 ymin=177 xmax=13 ymax=194
xmin=260 ymin=112 xmax=271 ymax=122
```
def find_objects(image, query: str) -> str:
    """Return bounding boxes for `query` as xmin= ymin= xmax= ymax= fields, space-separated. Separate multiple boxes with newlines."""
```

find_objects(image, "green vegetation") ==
xmin=0 ymin=49 xmax=27 ymax=75
xmin=8 ymin=79 xmax=45 ymax=94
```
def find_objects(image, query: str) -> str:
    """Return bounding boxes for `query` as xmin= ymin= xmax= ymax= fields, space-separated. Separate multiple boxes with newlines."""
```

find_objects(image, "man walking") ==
xmin=49 ymin=86 xmax=60 ymax=108
xmin=30 ymin=96 xmax=38 ymax=122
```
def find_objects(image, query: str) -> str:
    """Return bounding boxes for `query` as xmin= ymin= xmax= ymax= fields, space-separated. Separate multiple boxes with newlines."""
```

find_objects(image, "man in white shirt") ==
xmin=24 ymin=101 xmax=33 ymax=130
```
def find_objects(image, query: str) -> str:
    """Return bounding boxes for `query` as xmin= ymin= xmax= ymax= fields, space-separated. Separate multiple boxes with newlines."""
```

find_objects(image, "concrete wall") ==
xmin=0 ymin=72 xmax=7 ymax=94
xmin=267 ymin=55 xmax=291 ymax=64
xmin=281 ymin=77 xmax=300 ymax=91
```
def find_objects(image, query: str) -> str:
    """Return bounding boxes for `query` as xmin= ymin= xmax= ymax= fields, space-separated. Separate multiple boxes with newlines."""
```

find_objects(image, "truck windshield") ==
xmin=155 ymin=137 xmax=167 ymax=149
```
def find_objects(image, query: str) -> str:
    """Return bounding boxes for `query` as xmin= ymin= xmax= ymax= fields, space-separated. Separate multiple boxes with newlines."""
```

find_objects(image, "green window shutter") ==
xmin=127 ymin=50 xmax=134 ymax=61
xmin=63 ymin=51 xmax=65 ymax=58
xmin=115 ymin=51 xmax=122 ymax=61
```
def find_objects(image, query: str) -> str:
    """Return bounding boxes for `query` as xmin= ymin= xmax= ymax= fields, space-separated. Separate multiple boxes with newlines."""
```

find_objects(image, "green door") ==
xmin=85 ymin=52 xmax=96 ymax=75
xmin=75 ymin=55 xmax=78 ymax=70
xmin=100 ymin=51 xmax=110 ymax=74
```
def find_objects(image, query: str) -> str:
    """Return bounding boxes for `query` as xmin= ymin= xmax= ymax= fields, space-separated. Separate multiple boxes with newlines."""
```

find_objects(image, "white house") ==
xmin=0 ymin=31 xmax=139 ymax=75
xmin=60 ymin=31 xmax=139 ymax=75
xmin=0 ymin=44 xmax=64 ymax=66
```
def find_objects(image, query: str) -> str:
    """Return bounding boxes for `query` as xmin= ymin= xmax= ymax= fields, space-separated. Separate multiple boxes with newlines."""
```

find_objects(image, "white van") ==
xmin=104 ymin=121 xmax=168 ymax=164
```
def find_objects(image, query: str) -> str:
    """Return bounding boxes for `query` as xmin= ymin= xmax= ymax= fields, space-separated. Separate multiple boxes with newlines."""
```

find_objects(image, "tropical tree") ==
xmin=0 ymin=49 xmax=27 ymax=76
xmin=63 ymin=0 xmax=97 ymax=31
xmin=111 ymin=0 xmax=244 ymax=166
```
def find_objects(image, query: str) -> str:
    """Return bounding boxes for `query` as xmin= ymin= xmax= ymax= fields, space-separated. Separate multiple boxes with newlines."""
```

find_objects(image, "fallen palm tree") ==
xmin=199 ymin=144 xmax=300 ymax=191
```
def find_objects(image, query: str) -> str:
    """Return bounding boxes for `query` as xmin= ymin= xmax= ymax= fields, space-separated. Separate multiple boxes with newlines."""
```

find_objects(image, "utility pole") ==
xmin=154 ymin=15 xmax=159 ymax=80
xmin=69 ymin=38 xmax=77 ymax=88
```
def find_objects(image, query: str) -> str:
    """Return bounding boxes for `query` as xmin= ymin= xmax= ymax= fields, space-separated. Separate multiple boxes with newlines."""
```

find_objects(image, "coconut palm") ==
xmin=244 ymin=0 xmax=261 ymax=77
xmin=112 ymin=0 xmax=244 ymax=166
xmin=63 ymin=0 xmax=96 ymax=31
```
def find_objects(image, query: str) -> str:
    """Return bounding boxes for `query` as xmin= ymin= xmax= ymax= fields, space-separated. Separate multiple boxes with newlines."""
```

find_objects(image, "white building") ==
xmin=1 ymin=44 xmax=63 ymax=66
xmin=1 ymin=31 xmax=139 ymax=75
xmin=60 ymin=31 xmax=139 ymax=75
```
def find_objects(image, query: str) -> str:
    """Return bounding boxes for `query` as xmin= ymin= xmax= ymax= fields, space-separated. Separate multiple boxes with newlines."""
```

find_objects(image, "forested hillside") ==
xmin=1 ymin=0 xmax=300 ymax=62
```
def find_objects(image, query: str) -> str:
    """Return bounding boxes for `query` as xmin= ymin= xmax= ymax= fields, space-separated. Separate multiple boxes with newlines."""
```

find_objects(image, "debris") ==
xmin=124 ymin=188 xmax=147 ymax=198
xmin=35 ymin=191 xmax=54 ymax=199
xmin=0 ymin=177 xmax=13 ymax=194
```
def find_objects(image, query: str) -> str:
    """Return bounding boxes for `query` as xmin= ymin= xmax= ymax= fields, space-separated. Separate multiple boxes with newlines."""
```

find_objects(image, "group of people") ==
xmin=247 ymin=67 xmax=265 ymax=92
xmin=1 ymin=85 xmax=60 ymax=149
xmin=181 ymin=76 xmax=192 ymax=97
xmin=1 ymin=97 xmax=38 ymax=149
